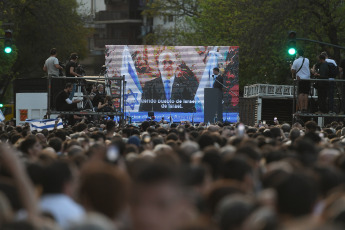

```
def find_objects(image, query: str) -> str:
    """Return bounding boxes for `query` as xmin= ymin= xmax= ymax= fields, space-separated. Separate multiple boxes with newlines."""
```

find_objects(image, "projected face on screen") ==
xmin=158 ymin=51 xmax=178 ymax=79
xmin=105 ymin=45 xmax=239 ymax=122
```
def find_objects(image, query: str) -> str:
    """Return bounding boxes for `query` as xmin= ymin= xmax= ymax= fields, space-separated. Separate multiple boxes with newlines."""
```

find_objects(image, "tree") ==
xmin=0 ymin=21 xmax=18 ymax=102
xmin=143 ymin=0 xmax=345 ymax=89
xmin=2 ymin=0 xmax=91 ymax=79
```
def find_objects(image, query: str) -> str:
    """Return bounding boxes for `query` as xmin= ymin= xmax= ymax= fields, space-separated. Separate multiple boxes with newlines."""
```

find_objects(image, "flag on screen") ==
xmin=195 ymin=46 xmax=222 ymax=111
xmin=0 ymin=110 xmax=5 ymax=122
xmin=121 ymin=45 xmax=142 ymax=112
xmin=26 ymin=118 xmax=63 ymax=131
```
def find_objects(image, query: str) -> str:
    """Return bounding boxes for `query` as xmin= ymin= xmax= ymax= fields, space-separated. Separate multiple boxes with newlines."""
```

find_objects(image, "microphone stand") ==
xmin=212 ymin=75 xmax=238 ymax=97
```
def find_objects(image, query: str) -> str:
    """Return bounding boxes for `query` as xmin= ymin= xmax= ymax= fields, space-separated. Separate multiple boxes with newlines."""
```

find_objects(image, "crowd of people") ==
xmin=1 ymin=117 xmax=345 ymax=230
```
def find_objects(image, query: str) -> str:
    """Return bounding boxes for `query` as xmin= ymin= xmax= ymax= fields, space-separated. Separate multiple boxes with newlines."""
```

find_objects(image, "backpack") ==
xmin=327 ymin=62 xmax=339 ymax=78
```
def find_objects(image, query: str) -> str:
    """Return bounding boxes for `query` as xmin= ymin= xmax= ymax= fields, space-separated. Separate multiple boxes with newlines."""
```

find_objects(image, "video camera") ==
xmin=76 ymin=65 xmax=86 ymax=76
xmin=59 ymin=62 xmax=65 ymax=76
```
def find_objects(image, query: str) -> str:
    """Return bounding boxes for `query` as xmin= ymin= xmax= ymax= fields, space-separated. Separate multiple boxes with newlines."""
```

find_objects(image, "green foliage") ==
xmin=4 ymin=0 xmax=91 ymax=78
xmin=143 ymin=0 xmax=345 ymax=89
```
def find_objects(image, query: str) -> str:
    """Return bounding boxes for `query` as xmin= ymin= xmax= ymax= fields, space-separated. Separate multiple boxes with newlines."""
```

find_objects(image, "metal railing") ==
xmin=292 ymin=78 xmax=345 ymax=121
xmin=47 ymin=75 xmax=126 ymax=122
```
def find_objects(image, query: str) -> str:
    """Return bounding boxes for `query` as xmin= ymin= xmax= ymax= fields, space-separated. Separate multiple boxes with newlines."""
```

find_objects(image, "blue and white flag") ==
xmin=0 ymin=109 xmax=5 ymax=122
xmin=121 ymin=45 xmax=142 ymax=112
xmin=195 ymin=46 xmax=222 ymax=111
xmin=26 ymin=118 xmax=63 ymax=131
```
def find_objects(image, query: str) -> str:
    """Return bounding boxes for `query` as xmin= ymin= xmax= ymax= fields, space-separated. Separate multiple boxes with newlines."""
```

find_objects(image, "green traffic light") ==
xmin=288 ymin=48 xmax=296 ymax=55
xmin=0 ymin=104 xmax=3 ymax=108
xmin=4 ymin=47 xmax=12 ymax=54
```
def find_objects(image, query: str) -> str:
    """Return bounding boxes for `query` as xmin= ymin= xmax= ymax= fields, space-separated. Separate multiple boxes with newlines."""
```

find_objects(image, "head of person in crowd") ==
xmin=305 ymin=121 xmax=318 ymax=133
xmin=220 ymin=156 xmax=254 ymax=193
xmin=41 ymin=161 xmax=75 ymax=196
xmin=48 ymin=137 xmax=63 ymax=155
xmin=130 ymin=162 xmax=186 ymax=230
xmin=18 ymin=134 xmax=42 ymax=160
xmin=215 ymin=194 xmax=255 ymax=230
xmin=274 ymin=172 xmax=317 ymax=220
xmin=77 ymin=162 xmax=130 ymax=222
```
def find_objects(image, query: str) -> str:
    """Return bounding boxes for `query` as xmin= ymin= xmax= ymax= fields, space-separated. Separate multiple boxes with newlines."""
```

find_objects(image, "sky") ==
xmin=78 ymin=0 xmax=106 ymax=14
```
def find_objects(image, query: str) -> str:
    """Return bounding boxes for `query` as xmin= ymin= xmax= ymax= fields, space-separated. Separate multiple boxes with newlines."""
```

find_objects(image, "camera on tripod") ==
xmin=59 ymin=62 xmax=65 ymax=76
xmin=76 ymin=65 xmax=86 ymax=76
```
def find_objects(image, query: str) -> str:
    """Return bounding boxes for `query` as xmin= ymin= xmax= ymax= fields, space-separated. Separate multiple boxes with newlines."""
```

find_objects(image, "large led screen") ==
xmin=105 ymin=45 xmax=239 ymax=123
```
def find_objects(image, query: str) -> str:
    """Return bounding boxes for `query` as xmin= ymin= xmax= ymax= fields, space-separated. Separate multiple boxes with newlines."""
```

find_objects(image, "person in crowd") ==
xmin=2 ymin=115 xmax=345 ymax=230
xmin=40 ymin=161 xmax=84 ymax=229
xmin=18 ymin=134 xmax=42 ymax=161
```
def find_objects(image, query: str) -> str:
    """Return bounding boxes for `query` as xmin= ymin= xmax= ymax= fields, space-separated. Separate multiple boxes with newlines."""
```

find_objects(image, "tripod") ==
xmin=75 ymin=79 xmax=93 ymax=110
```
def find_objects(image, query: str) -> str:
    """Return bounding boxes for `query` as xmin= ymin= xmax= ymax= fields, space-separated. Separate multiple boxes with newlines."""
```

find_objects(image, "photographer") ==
xmin=98 ymin=95 xmax=115 ymax=120
xmin=66 ymin=53 xmax=83 ymax=100
xmin=313 ymin=55 xmax=329 ymax=114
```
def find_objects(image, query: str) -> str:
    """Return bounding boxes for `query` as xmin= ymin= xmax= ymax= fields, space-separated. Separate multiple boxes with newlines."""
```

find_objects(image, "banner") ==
xmin=26 ymin=118 xmax=63 ymax=131
xmin=0 ymin=109 xmax=4 ymax=122
xmin=105 ymin=45 xmax=239 ymax=122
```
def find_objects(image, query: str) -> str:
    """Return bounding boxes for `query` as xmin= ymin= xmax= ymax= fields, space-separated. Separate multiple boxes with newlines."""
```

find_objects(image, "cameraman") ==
xmin=313 ymin=54 xmax=329 ymax=114
xmin=43 ymin=48 xmax=64 ymax=110
xmin=66 ymin=53 xmax=83 ymax=99
xmin=97 ymin=95 xmax=115 ymax=120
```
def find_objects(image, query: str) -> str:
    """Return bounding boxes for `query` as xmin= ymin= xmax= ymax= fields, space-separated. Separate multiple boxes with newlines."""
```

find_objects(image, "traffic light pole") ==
xmin=296 ymin=38 xmax=345 ymax=50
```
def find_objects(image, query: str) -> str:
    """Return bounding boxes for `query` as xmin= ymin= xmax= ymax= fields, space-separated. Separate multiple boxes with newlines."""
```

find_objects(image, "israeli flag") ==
xmin=26 ymin=118 xmax=63 ymax=131
xmin=195 ymin=46 xmax=222 ymax=111
xmin=0 ymin=109 xmax=5 ymax=122
xmin=121 ymin=45 xmax=142 ymax=112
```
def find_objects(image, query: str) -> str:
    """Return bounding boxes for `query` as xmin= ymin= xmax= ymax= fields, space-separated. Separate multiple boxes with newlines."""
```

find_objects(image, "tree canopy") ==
xmin=143 ymin=0 xmax=345 ymax=89
xmin=1 ymin=0 xmax=91 ymax=79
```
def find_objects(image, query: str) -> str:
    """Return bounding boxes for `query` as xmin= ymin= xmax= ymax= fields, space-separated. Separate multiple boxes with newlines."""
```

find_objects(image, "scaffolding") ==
xmin=46 ymin=75 xmax=126 ymax=123
xmin=293 ymin=78 xmax=345 ymax=127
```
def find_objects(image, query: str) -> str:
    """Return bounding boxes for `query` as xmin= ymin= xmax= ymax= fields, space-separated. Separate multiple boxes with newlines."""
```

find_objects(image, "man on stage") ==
xmin=55 ymin=83 xmax=83 ymax=125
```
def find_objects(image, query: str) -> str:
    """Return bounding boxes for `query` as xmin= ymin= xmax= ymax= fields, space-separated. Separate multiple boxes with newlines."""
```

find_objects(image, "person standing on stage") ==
xmin=55 ymin=83 xmax=83 ymax=125
xmin=43 ymin=48 xmax=64 ymax=110
xmin=291 ymin=49 xmax=310 ymax=113
xmin=66 ymin=53 xmax=83 ymax=99
xmin=212 ymin=67 xmax=224 ymax=91
xmin=92 ymin=84 xmax=105 ymax=110
xmin=43 ymin=48 xmax=63 ymax=76
xmin=313 ymin=54 xmax=329 ymax=114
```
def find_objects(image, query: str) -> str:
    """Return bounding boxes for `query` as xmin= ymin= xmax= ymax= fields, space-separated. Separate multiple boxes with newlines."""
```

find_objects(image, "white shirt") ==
xmin=45 ymin=56 xmax=60 ymax=76
xmin=292 ymin=56 xmax=310 ymax=79
xmin=40 ymin=194 xmax=85 ymax=229
xmin=326 ymin=58 xmax=337 ymax=66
